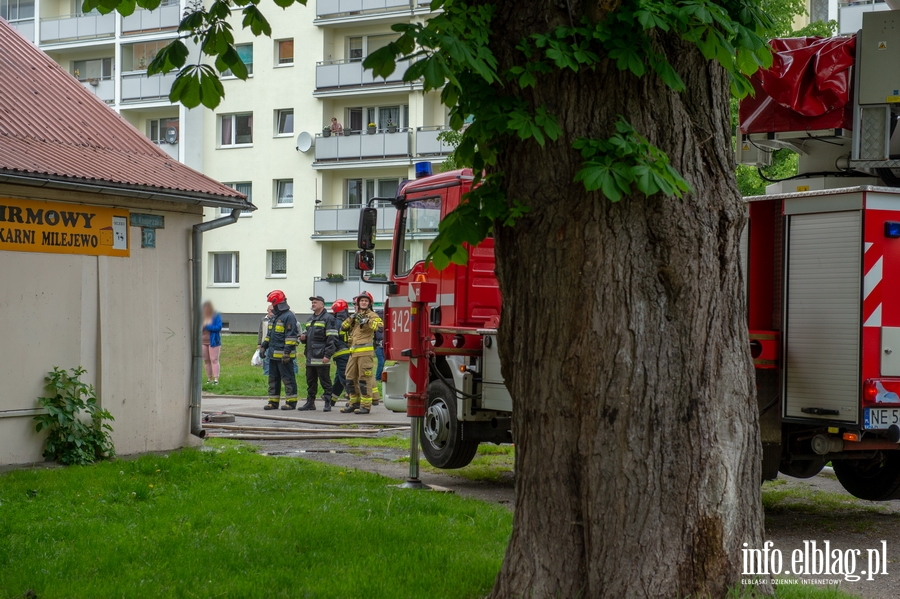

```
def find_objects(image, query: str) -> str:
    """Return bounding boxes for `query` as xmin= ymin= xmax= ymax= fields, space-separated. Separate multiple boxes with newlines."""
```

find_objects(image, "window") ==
xmin=72 ymin=58 xmax=112 ymax=81
xmin=275 ymin=180 xmax=293 ymax=206
xmin=220 ymin=183 xmax=253 ymax=216
xmin=276 ymin=39 xmax=293 ymax=65
xmin=268 ymin=250 xmax=287 ymax=277
xmin=346 ymin=178 xmax=400 ymax=207
xmin=220 ymin=113 xmax=253 ymax=147
xmin=122 ymin=40 xmax=169 ymax=72
xmin=348 ymin=107 xmax=363 ymax=133
xmin=1 ymin=0 xmax=34 ymax=21
xmin=349 ymin=37 xmax=363 ymax=62
xmin=211 ymin=252 xmax=239 ymax=285
xmin=395 ymin=196 xmax=441 ymax=276
xmin=356 ymin=104 xmax=409 ymax=131
xmin=346 ymin=249 xmax=390 ymax=279
xmin=148 ymin=117 xmax=179 ymax=145
xmin=275 ymin=109 xmax=293 ymax=136
xmin=221 ymin=43 xmax=253 ymax=77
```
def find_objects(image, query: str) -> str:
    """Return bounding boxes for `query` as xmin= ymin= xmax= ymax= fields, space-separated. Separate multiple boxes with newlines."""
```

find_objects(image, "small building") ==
xmin=0 ymin=21 xmax=254 ymax=466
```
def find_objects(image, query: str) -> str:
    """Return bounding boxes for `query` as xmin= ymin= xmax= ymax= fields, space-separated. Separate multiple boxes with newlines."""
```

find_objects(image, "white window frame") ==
xmin=345 ymin=249 xmax=390 ymax=279
xmin=274 ymin=179 xmax=293 ymax=207
xmin=267 ymin=250 xmax=288 ymax=278
xmin=345 ymin=177 xmax=400 ymax=207
xmin=210 ymin=252 xmax=240 ymax=287
xmin=275 ymin=39 xmax=294 ymax=66
xmin=220 ymin=43 xmax=254 ymax=78
xmin=147 ymin=117 xmax=179 ymax=145
xmin=220 ymin=183 xmax=253 ymax=216
xmin=219 ymin=113 xmax=253 ymax=148
xmin=275 ymin=109 xmax=293 ymax=137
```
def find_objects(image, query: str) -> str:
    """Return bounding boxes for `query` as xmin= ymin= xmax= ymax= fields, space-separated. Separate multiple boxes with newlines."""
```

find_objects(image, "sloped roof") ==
xmin=0 ymin=20 xmax=252 ymax=209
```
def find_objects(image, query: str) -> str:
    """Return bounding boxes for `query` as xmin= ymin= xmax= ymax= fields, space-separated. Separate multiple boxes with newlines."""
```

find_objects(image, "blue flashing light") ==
xmin=415 ymin=162 xmax=433 ymax=179
xmin=886 ymin=222 xmax=900 ymax=238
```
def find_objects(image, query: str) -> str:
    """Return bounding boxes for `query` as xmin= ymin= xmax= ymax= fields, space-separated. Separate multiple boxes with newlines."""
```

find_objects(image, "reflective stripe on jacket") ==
xmin=303 ymin=310 xmax=338 ymax=364
xmin=340 ymin=308 xmax=383 ymax=352
xmin=332 ymin=309 xmax=351 ymax=357
xmin=260 ymin=302 xmax=299 ymax=360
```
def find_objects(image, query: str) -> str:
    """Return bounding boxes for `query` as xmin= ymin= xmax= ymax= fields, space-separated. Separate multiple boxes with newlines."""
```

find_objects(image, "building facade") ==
xmin=2 ymin=0 xmax=448 ymax=331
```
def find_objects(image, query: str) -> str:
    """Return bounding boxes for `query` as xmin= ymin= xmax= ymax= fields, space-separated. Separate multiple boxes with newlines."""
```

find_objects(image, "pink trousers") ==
xmin=202 ymin=344 xmax=221 ymax=380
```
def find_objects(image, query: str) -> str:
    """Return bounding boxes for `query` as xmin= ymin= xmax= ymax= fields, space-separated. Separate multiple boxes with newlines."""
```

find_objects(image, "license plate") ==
xmin=864 ymin=408 xmax=900 ymax=429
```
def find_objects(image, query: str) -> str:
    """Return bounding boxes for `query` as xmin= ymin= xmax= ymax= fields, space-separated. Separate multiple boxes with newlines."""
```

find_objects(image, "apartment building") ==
xmin=2 ymin=0 xmax=200 ymax=169
xmin=2 ymin=0 xmax=449 ymax=331
xmin=201 ymin=0 xmax=450 ymax=331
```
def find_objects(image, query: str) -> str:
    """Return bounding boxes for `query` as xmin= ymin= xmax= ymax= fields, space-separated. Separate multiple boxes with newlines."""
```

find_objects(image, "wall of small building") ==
xmin=0 ymin=185 xmax=204 ymax=466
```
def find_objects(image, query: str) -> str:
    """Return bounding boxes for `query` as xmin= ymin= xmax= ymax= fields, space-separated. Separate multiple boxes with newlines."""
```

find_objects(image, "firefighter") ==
xmin=260 ymin=290 xmax=300 ymax=410
xmin=299 ymin=296 xmax=339 ymax=411
xmin=340 ymin=291 xmax=383 ymax=415
xmin=330 ymin=299 xmax=351 ymax=408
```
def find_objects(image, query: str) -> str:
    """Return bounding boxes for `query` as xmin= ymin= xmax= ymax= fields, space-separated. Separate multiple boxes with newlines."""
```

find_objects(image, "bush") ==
xmin=34 ymin=367 xmax=115 ymax=465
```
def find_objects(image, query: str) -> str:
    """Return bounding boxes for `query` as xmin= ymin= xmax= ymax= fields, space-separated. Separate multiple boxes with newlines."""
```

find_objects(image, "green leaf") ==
xmin=364 ymin=45 xmax=400 ymax=79
xmin=242 ymin=5 xmax=272 ymax=37
xmin=147 ymin=40 xmax=189 ymax=75
xmin=117 ymin=0 xmax=137 ymax=17
xmin=216 ymin=45 xmax=249 ymax=79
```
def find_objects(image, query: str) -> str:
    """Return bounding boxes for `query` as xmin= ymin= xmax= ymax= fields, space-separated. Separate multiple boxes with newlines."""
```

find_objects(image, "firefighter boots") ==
xmin=354 ymin=407 xmax=371 ymax=415
xmin=323 ymin=400 xmax=331 ymax=413
xmin=297 ymin=398 xmax=316 ymax=411
xmin=265 ymin=401 xmax=279 ymax=410
xmin=281 ymin=401 xmax=297 ymax=411
xmin=340 ymin=403 xmax=360 ymax=413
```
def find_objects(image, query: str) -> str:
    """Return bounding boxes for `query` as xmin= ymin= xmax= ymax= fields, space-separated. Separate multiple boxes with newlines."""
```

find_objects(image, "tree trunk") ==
xmin=488 ymin=5 xmax=768 ymax=598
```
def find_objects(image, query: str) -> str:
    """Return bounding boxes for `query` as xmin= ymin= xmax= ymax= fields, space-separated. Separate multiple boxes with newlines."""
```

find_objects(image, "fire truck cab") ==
xmin=356 ymin=170 xmax=511 ymax=469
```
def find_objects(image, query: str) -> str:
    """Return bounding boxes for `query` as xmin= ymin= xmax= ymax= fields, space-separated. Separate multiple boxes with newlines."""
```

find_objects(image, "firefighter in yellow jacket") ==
xmin=339 ymin=291 xmax=383 ymax=415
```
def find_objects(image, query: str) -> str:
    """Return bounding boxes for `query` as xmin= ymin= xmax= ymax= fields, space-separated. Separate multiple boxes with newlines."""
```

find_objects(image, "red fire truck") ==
xmin=354 ymin=11 xmax=900 ymax=500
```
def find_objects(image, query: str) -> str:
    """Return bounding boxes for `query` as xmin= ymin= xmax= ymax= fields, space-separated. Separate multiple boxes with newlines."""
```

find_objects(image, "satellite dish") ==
xmin=296 ymin=131 xmax=314 ymax=153
xmin=165 ymin=126 xmax=178 ymax=144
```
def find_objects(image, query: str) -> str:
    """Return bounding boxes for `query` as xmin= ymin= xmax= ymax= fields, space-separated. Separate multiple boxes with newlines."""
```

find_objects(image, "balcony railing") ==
xmin=316 ymin=0 xmax=415 ymax=18
xmin=314 ymin=205 xmax=397 ymax=235
xmin=40 ymin=12 xmax=115 ymax=43
xmin=314 ymin=129 xmax=411 ymax=162
xmin=313 ymin=279 xmax=387 ymax=304
xmin=121 ymin=2 xmax=181 ymax=35
xmin=415 ymin=126 xmax=455 ymax=156
xmin=79 ymin=78 xmax=115 ymax=104
xmin=315 ymin=58 xmax=410 ymax=90
xmin=9 ymin=19 xmax=35 ymax=42
xmin=120 ymin=71 xmax=178 ymax=103
xmin=838 ymin=0 xmax=888 ymax=34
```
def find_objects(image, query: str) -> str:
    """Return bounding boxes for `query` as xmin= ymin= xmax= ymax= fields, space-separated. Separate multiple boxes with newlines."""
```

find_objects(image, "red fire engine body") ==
xmin=353 ymin=12 xmax=900 ymax=498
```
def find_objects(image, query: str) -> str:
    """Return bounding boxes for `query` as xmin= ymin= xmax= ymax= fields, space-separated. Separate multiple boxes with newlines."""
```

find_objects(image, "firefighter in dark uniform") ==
xmin=299 ymin=296 xmax=339 ymax=411
xmin=260 ymin=290 xmax=300 ymax=410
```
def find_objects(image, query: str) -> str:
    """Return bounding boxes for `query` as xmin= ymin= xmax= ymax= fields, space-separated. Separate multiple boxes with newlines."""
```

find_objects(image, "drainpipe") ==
xmin=190 ymin=208 xmax=242 ymax=437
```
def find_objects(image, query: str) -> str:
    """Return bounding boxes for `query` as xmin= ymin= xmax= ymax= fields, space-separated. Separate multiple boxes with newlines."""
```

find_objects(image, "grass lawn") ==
xmin=207 ymin=334 xmax=386 ymax=398
xmin=0 ymin=440 xmax=511 ymax=599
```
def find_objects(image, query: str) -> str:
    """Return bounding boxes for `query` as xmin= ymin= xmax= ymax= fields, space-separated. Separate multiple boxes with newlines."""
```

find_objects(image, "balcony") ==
xmin=9 ymin=19 xmax=35 ymax=42
xmin=313 ymin=278 xmax=387 ymax=304
xmin=315 ymin=0 xmax=430 ymax=20
xmin=415 ymin=126 xmax=454 ymax=156
xmin=79 ymin=77 xmax=115 ymax=104
xmin=121 ymin=2 xmax=181 ymax=35
xmin=313 ymin=204 xmax=397 ymax=238
xmin=314 ymin=129 xmax=411 ymax=164
xmin=120 ymin=71 xmax=178 ymax=103
xmin=315 ymin=58 xmax=411 ymax=93
xmin=40 ymin=13 xmax=115 ymax=44
xmin=838 ymin=0 xmax=888 ymax=34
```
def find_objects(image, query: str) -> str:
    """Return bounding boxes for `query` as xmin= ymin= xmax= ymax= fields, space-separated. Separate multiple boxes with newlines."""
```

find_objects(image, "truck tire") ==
xmin=420 ymin=380 xmax=479 ymax=469
xmin=833 ymin=452 xmax=900 ymax=501
xmin=779 ymin=458 xmax=826 ymax=479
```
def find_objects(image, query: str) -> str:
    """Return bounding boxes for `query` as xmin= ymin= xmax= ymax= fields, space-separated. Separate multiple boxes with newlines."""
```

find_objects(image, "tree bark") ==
xmin=487 ymin=4 xmax=768 ymax=598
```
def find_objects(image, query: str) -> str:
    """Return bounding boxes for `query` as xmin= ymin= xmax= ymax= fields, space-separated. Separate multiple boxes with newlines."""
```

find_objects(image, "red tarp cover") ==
xmin=739 ymin=36 xmax=857 ymax=134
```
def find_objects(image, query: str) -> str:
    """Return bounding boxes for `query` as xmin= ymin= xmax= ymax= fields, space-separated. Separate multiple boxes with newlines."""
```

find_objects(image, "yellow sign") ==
xmin=0 ymin=198 xmax=129 ymax=257
xmin=796 ymin=185 xmax=810 ymax=192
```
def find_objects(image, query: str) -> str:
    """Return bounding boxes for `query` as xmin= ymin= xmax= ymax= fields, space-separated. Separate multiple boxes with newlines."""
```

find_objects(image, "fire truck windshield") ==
xmin=395 ymin=196 xmax=441 ymax=276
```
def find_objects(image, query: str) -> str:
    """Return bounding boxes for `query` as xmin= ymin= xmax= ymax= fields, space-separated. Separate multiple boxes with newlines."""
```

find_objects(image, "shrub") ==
xmin=34 ymin=367 xmax=115 ymax=465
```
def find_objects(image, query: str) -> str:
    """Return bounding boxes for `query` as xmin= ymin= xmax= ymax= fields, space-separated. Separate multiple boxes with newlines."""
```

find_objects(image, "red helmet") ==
xmin=267 ymin=290 xmax=286 ymax=305
xmin=332 ymin=299 xmax=348 ymax=314
xmin=354 ymin=291 xmax=374 ymax=307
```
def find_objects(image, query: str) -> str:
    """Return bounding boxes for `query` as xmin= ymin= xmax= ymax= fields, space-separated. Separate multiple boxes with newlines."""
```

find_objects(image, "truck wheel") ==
xmin=833 ymin=452 xmax=900 ymax=501
xmin=420 ymin=380 xmax=479 ymax=469
xmin=779 ymin=458 xmax=826 ymax=479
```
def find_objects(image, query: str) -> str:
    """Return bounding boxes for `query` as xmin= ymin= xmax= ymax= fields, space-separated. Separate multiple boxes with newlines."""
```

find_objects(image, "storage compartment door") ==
xmin=784 ymin=211 xmax=861 ymax=423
